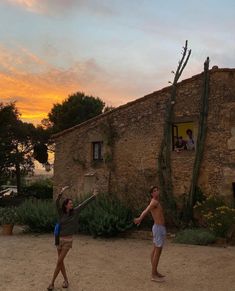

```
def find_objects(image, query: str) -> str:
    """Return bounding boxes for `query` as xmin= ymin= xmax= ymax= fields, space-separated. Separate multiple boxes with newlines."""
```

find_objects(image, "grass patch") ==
xmin=174 ymin=228 xmax=216 ymax=245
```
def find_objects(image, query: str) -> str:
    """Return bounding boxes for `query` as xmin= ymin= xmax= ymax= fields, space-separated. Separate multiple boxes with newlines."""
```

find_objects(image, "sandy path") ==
xmin=0 ymin=228 xmax=235 ymax=291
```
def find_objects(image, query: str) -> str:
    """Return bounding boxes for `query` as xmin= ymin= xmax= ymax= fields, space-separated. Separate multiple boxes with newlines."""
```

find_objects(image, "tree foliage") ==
xmin=47 ymin=92 xmax=105 ymax=133
xmin=0 ymin=103 xmax=32 ymax=187
xmin=0 ymin=102 xmax=48 ymax=192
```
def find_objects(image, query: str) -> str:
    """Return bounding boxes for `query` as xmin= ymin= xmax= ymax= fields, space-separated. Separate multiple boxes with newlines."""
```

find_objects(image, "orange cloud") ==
xmin=0 ymin=45 xmax=125 ymax=124
xmin=0 ymin=46 xmax=76 ymax=123
xmin=0 ymin=44 xmax=179 ymax=124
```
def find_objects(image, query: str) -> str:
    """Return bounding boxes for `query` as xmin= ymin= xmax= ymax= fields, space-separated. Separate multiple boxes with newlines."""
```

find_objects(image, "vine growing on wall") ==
xmin=101 ymin=117 xmax=119 ymax=192
xmin=158 ymin=40 xmax=191 ymax=223
xmin=73 ymin=152 xmax=86 ymax=169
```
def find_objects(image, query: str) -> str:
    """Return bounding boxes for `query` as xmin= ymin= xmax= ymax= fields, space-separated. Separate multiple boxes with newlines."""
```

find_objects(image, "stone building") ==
xmin=53 ymin=68 xmax=235 ymax=209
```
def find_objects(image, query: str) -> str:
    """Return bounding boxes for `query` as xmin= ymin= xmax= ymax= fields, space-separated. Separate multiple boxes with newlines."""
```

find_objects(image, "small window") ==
xmin=172 ymin=122 xmax=196 ymax=151
xmin=92 ymin=141 xmax=103 ymax=161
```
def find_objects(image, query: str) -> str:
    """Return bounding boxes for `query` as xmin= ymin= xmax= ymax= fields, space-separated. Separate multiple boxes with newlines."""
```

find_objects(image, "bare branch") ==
xmin=177 ymin=49 xmax=192 ymax=82
xmin=173 ymin=40 xmax=189 ymax=84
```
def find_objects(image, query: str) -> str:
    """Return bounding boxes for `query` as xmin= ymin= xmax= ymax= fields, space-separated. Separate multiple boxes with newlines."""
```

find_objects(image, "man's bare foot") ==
xmin=151 ymin=275 xmax=165 ymax=283
xmin=47 ymin=283 xmax=54 ymax=290
xmin=157 ymin=271 xmax=165 ymax=278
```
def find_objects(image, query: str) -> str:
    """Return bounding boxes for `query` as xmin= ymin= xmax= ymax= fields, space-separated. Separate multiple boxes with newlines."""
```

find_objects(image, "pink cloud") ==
xmin=6 ymin=0 xmax=115 ymax=16
xmin=7 ymin=0 xmax=44 ymax=13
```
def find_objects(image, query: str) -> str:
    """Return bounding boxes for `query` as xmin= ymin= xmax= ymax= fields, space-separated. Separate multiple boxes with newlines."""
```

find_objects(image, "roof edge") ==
xmin=52 ymin=67 xmax=235 ymax=139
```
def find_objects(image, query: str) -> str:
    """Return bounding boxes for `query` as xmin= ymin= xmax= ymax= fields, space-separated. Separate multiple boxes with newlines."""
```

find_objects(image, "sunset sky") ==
xmin=0 ymin=0 xmax=235 ymax=124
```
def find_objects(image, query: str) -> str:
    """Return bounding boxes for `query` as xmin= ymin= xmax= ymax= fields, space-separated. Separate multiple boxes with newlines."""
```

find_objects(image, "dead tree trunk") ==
xmin=186 ymin=57 xmax=210 ymax=220
xmin=158 ymin=40 xmax=191 ymax=222
xmin=15 ymin=147 xmax=21 ymax=195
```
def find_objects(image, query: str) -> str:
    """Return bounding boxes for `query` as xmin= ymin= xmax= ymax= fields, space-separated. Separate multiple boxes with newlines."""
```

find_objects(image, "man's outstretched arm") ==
xmin=134 ymin=200 xmax=156 ymax=225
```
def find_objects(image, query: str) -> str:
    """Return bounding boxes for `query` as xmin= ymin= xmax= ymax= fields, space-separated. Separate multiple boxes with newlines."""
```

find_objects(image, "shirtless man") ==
xmin=134 ymin=186 xmax=166 ymax=282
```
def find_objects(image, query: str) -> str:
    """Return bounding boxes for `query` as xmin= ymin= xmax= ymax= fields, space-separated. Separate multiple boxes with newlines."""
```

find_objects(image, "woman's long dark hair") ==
xmin=62 ymin=198 xmax=73 ymax=214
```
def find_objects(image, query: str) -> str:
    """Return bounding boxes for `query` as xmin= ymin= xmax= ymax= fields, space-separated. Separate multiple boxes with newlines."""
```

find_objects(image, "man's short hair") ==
xmin=149 ymin=185 xmax=158 ymax=194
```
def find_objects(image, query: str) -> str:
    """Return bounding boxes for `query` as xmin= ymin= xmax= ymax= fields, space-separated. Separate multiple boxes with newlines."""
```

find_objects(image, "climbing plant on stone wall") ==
xmin=101 ymin=117 xmax=119 ymax=192
xmin=158 ymin=40 xmax=191 ymax=223
xmin=101 ymin=117 xmax=118 ymax=167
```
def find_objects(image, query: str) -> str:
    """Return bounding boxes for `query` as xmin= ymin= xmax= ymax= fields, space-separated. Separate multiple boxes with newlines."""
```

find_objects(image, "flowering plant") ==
xmin=194 ymin=196 xmax=235 ymax=237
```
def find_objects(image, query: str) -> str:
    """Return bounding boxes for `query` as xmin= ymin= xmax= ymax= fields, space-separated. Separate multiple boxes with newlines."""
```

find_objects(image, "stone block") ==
xmin=228 ymin=137 xmax=235 ymax=150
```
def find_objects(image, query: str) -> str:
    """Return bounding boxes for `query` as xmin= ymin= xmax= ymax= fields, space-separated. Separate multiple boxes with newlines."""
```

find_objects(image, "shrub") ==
xmin=0 ymin=207 xmax=18 ymax=225
xmin=22 ymin=179 xmax=53 ymax=200
xmin=16 ymin=194 xmax=133 ymax=236
xmin=78 ymin=193 xmax=134 ymax=237
xmin=174 ymin=228 xmax=216 ymax=245
xmin=194 ymin=195 xmax=235 ymax=238
xmin=17 ymin=199 xmax=57 ymax=232
xmin=176 ymin=186 xmax=206 ymax=225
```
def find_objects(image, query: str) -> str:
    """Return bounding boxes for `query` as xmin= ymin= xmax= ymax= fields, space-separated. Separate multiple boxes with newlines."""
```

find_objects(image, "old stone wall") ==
xmin=53 ymin=69 xmax=235 ymax=207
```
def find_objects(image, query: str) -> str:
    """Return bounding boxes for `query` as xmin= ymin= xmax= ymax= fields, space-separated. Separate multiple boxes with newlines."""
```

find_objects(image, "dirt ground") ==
xmin=1 ymin=227 xmax=235 ymax=291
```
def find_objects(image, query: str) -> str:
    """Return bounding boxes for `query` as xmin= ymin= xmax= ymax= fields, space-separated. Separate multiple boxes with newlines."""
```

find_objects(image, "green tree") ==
xmin=0 ymin=103 xmax=48 ymax=193
xmin=47 ymin=92 xmax=105 ymax=133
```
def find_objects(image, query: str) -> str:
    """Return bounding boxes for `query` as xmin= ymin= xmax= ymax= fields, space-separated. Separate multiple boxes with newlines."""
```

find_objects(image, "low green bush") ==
xmin=22 ymin=179 xmax=53 ymax=200
xmin=174 ymin=228 xmax=216 ymax=245
xmin=17 ymin=199 xmax=57 ymax=232
xmin=78 ymin=193 xmax=134 ymax=237
xmin=16 ymin=194 xmax=133 ymax=236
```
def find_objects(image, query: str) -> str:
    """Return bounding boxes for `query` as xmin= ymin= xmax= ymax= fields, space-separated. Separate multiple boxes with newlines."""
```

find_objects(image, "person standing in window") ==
xmin=186 ymin=129 xmax=195 ymax=150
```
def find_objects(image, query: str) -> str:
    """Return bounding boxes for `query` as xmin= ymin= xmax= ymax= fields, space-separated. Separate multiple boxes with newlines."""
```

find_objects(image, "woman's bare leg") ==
xmin=57 ymin=249 xmax=69 ymax=282
xmin=49 ymin=248 xmax=70 ymax=288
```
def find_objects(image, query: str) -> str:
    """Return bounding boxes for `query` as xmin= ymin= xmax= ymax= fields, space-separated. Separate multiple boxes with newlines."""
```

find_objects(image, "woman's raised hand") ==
xmin=60 ymin=186 xmax=69 ymax=194
xmin=93 ymin=188 xmax=99 ymax=196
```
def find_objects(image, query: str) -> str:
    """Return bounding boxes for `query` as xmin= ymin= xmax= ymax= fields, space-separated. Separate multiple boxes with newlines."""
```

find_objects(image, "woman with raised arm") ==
xmin=47 ymin=186 xmax=98 ymax=290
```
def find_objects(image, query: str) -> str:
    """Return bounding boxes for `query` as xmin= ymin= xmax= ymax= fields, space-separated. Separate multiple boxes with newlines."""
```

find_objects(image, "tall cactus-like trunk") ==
xmin=187 ymin=57 xmax=210 ymax=219
xmin=158 ymin=41 xmax=191 ymax=221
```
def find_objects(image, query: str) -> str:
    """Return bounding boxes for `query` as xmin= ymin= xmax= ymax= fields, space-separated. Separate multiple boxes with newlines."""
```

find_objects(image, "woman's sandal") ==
xmin=47 ymin=284 xmax=54 ymax=290
xmin=62 ymin=280 xmax=69 ymax=288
